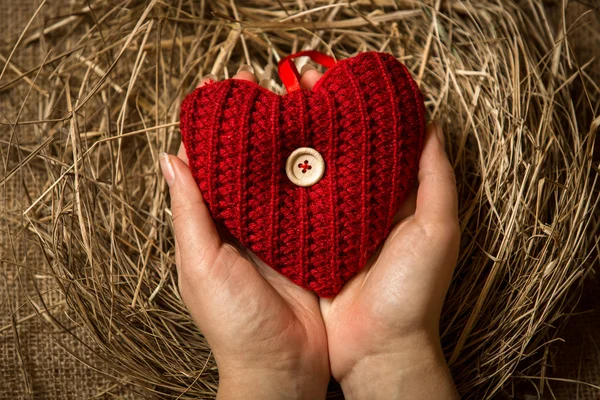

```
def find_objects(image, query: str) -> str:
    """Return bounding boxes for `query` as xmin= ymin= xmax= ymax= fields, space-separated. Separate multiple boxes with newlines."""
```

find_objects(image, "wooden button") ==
xmin=285 ymin=147 xmax=325 ymax=187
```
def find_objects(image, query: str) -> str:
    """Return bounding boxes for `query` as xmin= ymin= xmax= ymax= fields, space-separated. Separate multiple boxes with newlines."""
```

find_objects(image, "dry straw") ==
xmin=1 ymin=0 xmax=599 ymax=398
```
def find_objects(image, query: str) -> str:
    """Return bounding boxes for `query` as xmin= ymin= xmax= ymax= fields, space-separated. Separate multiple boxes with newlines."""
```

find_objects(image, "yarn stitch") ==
xmin=179 ymin=51 xmax=426 ymax=297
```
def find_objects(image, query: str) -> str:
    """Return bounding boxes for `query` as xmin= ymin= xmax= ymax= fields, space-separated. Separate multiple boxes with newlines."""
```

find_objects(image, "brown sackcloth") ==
xmin=0 ymin=1 xmax=134 ymax=398
xmin=0 ymin=1 xmax=598 ymax=399
xmin=1 ymin=176 xmax=137 ymax=400
xmin=0 ymin=151 xmax=132 ymax=398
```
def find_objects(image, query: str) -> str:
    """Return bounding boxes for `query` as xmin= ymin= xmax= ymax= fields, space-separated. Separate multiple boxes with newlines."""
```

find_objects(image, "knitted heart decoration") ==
xmin=180 ymin=51 xmax=426 ymax=297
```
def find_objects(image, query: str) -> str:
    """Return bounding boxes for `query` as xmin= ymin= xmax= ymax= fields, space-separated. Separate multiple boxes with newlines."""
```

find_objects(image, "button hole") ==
xmin=298 ymin=160 xmax=312 ymax=173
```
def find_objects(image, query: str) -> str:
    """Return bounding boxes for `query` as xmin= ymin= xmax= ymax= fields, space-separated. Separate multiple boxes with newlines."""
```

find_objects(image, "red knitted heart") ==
xmin=180 ymin=51 xmax=426 ymax=297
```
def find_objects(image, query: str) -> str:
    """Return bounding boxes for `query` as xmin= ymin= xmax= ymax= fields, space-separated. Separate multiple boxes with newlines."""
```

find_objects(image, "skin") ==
xmin=159 ymin=64 xmax=460 ymax=399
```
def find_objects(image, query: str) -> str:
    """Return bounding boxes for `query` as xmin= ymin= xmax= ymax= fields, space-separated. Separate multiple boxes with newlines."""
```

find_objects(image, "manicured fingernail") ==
xmin=237 ymin=64 xmax=254 ymax=74
xmin=300 ymin=62 xmax=316 ymax=75
xmin=159 ymin=152 xmax=175 ymax=186
xmin=198 ymin=74 xmax=217 ymax=87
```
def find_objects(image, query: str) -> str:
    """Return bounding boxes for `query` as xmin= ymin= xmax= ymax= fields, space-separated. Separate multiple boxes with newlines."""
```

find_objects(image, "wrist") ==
xmin=218 ymin=366 xmax=328 ymax=400
xmin=339 ymin=332 xmax=459 ymax=400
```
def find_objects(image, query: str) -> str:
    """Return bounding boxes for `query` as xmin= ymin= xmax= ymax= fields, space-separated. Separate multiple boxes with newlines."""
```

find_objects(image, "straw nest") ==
xmin=1 ymin=0 xmax=598 ymax=398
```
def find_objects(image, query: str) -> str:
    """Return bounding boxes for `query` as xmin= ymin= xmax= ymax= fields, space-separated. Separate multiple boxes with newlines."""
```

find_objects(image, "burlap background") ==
xmin=1 ymin=1 xmax=598 ymax=399
xmin=0 ymin=1 xmax=133 ymax=398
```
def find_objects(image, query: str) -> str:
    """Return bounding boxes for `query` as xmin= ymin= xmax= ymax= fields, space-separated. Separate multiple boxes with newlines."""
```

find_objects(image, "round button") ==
xmin=285 ymin=147 xmax=325 ymax=187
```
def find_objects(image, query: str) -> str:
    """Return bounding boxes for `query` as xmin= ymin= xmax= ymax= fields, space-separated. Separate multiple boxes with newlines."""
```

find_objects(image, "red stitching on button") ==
xmin=298 ymin=160 xmax=312 ymax=173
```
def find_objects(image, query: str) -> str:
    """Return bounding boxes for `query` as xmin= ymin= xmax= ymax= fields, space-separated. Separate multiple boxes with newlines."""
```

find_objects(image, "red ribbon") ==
xmin=277 ymin=50 xmax=336 ymax=93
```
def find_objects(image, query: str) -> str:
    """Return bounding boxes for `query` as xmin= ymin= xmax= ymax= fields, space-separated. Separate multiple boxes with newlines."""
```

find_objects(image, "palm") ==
xmin=172 ymin=142 xmax=328 ymax=377
xmin=167 ymin=69 xmax=334 ymax=395
xmin=164 ymin=66 xmax=459 ymax=397
xmin=320 ymin=123 xmax=460 ymax=382
xmin=320 ymin=214 xmax=457 ymax=380
xmin=183 ymin=239 xmax=327 ymax=373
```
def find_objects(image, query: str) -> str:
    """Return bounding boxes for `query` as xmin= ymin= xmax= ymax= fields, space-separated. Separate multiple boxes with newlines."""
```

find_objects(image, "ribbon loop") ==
xmin=277 ymin=50 xmax=336 ymax=93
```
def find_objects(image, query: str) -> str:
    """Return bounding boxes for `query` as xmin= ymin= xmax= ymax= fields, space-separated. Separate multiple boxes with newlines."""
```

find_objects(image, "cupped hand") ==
xmin=160 ymin=66 xmax=330 ymax=400
xmin=320 ymin=121 xmax=461 ymax=399
xmin=303 ymin=63 xmax=460 ymax=399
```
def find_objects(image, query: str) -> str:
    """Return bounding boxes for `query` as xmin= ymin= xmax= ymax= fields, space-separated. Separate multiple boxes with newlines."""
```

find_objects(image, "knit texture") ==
xmin=179 ymin=51 xmax=426 ymax=297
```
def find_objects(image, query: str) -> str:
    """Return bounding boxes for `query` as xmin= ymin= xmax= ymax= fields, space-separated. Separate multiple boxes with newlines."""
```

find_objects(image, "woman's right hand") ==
xmin=160 ymin=67 xmax=331 ymax=400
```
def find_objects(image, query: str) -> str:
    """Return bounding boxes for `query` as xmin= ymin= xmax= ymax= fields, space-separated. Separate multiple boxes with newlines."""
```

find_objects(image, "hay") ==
xmin=1 ymin=0 xmax=598 ymax=398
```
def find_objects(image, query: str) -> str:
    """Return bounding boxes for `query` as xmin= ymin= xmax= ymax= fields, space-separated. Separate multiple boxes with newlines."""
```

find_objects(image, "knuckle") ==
xmin=183 ymin=247 xmax=213 ymax=277
xmin=420 ymin=165 xmax=457 ymax=185
xmin=171 ymin=199 xmax=203 ymax=226
xmin=171 ymin=208 xmax=188 ymax=226
xmin=421 ymin=218 xmax=461 ymax=246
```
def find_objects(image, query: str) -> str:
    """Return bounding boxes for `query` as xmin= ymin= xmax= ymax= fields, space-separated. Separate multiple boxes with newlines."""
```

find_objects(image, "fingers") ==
xmin=232 ymin=64 xmax=257 ymax=84
xmin=200 ymin=63 xmax=320 ymax=89
xmin=179 ymin=66 xmax=259 ymax=166
xmin=198 ymin=73 xmax=217 ymax=88
xmin=414 ymin=122 xmax=459 ymax=226
xmin=197 ymin=64 xmax=258 ymax=89
xmin=175 ymin=65 xmax=257 ymax=242
xmin=159 ymin=153 xmax=221 ymax=272
xmin=299 ymin=63 xmax=323 ymax=90
xmin=177 ymin=143 xmax=188 ymax=165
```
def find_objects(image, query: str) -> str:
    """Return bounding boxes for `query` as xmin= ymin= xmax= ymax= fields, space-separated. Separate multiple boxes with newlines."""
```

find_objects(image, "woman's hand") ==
xmin=163 ymin=62 xmax=461 ymax=399
xmin=160 ymin=67 xmax=330 ymax=400
xmin=319 ymin=120 xmax=461 ymax=399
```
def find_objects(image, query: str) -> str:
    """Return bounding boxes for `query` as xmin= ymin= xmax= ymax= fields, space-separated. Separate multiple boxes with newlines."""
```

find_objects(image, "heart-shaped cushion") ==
xmin=179 ymin=51 xmax=426 ymax=297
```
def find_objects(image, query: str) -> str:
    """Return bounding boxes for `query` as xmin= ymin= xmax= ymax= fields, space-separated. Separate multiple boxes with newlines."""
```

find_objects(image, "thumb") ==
xmin=159 ymin=152 xmax=221 ymax=277
xmin=414 ymin=123 xmax=458 ymax=225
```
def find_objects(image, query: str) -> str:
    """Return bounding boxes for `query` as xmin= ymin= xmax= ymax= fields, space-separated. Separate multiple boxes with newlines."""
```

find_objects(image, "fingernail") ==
xmin=236 ymin=64 xmax=254 ymax=74
xmin=159 ymin=152 xmax=175 ymax=186
xmin=432 ymin=120 xmax=445 ymax=147
xmin=300 ymin=62 xmax=316 ymax=75
xmin=198 ymin=74 xmax=217 ymax=87
xmin=259 ymin=79 xmax=271 ymax=89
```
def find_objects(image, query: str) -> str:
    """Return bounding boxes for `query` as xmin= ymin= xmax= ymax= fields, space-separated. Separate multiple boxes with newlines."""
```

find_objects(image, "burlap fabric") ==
xmin=0 ymin=1 xmax=132 ymax=398
xmin=0 ymin=1 xmax=598 ymax=399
